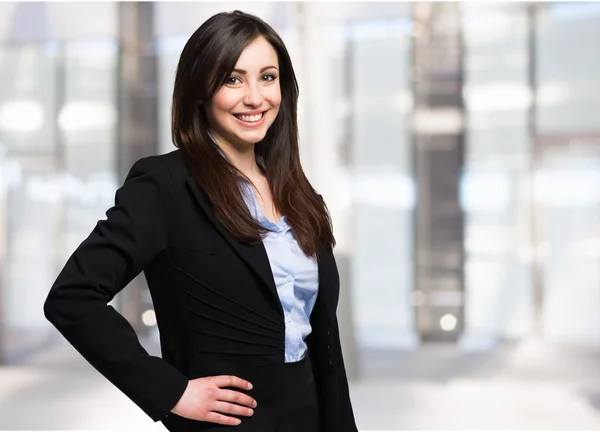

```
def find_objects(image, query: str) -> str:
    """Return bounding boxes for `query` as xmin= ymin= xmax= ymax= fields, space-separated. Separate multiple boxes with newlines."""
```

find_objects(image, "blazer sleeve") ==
xmin=43 ymin=156 xmax=189 ymax=422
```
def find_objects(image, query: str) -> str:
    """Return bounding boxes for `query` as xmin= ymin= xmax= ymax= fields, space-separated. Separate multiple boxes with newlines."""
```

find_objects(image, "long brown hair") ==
xmin=171 ymin=10 xmax=335 ymax=256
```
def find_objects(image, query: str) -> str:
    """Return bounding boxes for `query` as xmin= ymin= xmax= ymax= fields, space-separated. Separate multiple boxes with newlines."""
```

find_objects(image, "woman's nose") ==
xmin=243 ymin=84 xmax=264 ymax=106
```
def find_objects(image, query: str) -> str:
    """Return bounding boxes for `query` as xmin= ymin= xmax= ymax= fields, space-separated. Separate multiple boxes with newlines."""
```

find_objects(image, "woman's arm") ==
xmin=43 ymin=157 xmax=189 ymax=422
xmin=332 ymin=316 xmax=359 ymax=432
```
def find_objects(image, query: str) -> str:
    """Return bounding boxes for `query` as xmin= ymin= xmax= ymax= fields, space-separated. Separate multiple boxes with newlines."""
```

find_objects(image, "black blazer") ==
xmin=43 ymin=149 xmax=358 ymax=431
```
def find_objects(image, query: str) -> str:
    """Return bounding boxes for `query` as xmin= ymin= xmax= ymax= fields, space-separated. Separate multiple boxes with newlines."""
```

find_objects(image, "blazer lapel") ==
xmin=185 ymin=177 xmax=280 ymax=310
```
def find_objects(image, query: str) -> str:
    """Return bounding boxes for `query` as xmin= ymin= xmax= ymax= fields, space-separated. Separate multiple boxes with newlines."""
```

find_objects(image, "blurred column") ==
xmin=295 ymin=3 xmax=359 ymax=379
xmin=459 ymin=4 xmax=532 ymax=349
xmin=526 ymin=3 xmax=544 ymax=340
xmin=335 ymin=28 xmax=358 ymax=379
xmin=0 ymin=154 xmax=5 ymax=364
xmin=412 ymin=2 xmax=465 ymax=342
xmin=115 ymin=2 xmax=158 ymax=335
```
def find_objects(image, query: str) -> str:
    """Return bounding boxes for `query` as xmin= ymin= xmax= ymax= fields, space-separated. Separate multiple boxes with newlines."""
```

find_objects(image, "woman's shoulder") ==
xmin=131 ymin=149 xmax=189 ymax=183
xmin=148 ymin=149 xmax=187 ymax=175
xmin=119 ymin=150 xmax=192 ymax=203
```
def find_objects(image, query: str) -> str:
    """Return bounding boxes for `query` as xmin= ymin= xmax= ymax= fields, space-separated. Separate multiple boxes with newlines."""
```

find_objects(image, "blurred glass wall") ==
xmin=534 ymin=2 xmax=600 ymax=343
xmin=461 ymin=2 xmax=600 ymax=347
xmin=0 ymin=2 xmax=119 ymax=360
xmin=461 ymin=3 xmax=533 ymax=346
xmin=0 ymin=1 xmax=599 ymax=365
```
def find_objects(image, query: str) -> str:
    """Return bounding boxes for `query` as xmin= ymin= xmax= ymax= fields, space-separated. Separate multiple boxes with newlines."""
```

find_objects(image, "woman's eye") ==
xmin=226 ymin=76 xmax=241 ymax=85
xmin=262 ymin=74 xmax=276 ymax=82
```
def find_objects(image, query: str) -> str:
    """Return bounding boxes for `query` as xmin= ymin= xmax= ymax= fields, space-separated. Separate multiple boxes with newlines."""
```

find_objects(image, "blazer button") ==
xmin=327 ymin=344 xmax=331 ymax=350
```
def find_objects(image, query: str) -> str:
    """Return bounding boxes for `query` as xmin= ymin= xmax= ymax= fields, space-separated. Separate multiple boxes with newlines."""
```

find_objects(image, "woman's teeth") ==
xmin=235 ymin=112 xmax=263 ymax=122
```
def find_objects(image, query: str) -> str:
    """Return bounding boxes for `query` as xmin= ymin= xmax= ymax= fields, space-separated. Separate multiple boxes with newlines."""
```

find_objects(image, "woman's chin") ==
xmin=235 ymin=130 xmax=268 ymax=145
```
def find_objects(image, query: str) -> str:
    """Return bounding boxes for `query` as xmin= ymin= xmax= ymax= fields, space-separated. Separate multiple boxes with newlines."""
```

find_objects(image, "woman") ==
xmin=43 ymin=10 xmax=357 ymax=432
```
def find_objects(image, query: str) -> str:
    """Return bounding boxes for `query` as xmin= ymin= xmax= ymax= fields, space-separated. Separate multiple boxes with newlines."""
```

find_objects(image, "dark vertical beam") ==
xmin=117 ymin=2 xmax=159 ymax=169
xmin=527 ymin=4 xmax=544 ymax=339
xmin=115 ymin=2 xmax=158 ymax=335
xmin=412 ymin=2 xmax=465 ymax=342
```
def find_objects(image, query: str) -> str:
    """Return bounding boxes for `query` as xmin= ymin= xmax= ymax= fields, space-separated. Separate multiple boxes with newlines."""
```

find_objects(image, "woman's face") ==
xmin=206 ymin=36 xmax=281 ymax=149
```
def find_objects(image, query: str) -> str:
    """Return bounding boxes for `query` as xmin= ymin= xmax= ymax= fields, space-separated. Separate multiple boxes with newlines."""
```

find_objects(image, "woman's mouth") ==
xmin=233 ymin=112 xmax=264 ymax=122
xmin=233 ymin=111 xmax=266 ymax=127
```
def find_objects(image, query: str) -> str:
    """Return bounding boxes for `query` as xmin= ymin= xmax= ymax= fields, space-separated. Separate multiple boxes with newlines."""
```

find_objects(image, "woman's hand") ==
xmin=170 ymin=375 xmax=257 ymax=426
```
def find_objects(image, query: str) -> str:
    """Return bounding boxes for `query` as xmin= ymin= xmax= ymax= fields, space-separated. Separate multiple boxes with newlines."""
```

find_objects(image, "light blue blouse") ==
xmin=239 ymin=181 xmax=319 ymax=363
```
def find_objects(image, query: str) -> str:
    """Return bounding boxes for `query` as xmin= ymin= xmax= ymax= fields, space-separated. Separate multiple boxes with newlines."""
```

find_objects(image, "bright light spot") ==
xmin=26 ymin=176 xmax=62 ymax=203
xmin=440 ymin=313 xmax=458 ymax=331
xmin=352 ymin=172 xmax=416 ymax=210
xmin=460 ymin=171 xmax=511 ymax=213
xmin=463 ymin=83 xmax=532 ymax=112
xmin=58 ymin=101 xmax=116 ymax=132
xmin=413 ymin=108 xmax=463 ymax=134
xmin=141 ymin=309 xmax=157 ymax=327
xmin=461 ymin=9 xmax=512 ymax=44
xmin=0 ymin=100 xmax=44 ymax=132
xmin=462 ymin=8 xmax=511 ymax=31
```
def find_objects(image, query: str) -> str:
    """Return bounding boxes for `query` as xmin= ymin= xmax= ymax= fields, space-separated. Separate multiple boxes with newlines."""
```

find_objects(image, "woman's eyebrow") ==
xmin=232 ymin=66 xmax=279 ymax=74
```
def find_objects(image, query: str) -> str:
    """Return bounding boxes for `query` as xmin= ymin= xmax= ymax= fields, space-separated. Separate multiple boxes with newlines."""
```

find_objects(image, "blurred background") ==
xmin=0 ymin=1 xmax=599 ymax=430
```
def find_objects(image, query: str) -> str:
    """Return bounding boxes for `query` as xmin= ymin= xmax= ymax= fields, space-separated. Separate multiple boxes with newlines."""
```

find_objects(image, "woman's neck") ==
xmin=209 ymin=129 xmax=263 ymax=180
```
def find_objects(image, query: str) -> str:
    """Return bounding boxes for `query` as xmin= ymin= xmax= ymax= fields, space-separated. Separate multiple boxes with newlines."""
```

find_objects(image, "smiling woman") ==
xmin=171 ymin=11 xmax=335 ymax=255
xmin=206 ymin=37 xmax=282 ymax=151
xmin=44 ymin=9 xmax=358 ymax=432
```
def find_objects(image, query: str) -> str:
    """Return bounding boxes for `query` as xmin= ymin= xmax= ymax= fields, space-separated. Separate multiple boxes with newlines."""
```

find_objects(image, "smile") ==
xmin=232 ymin=111 xmax=267 ymax=128
xmin=233 ymin=111 xmax=264 ymax=123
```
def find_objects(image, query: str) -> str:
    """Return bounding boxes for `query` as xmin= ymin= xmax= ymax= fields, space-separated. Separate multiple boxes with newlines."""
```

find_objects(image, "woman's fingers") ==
xmin=213 ymin=400 xmax=255 ymax=417
xmin=217 ymin=389 xmax=257 ymax=408
xmin=203 ymin=411 xmax=243 ymax=426
xmin=212 ymin=375 xmax=253 ymax=391
xmin=171 ymin=375 xmax=257 ymax=424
